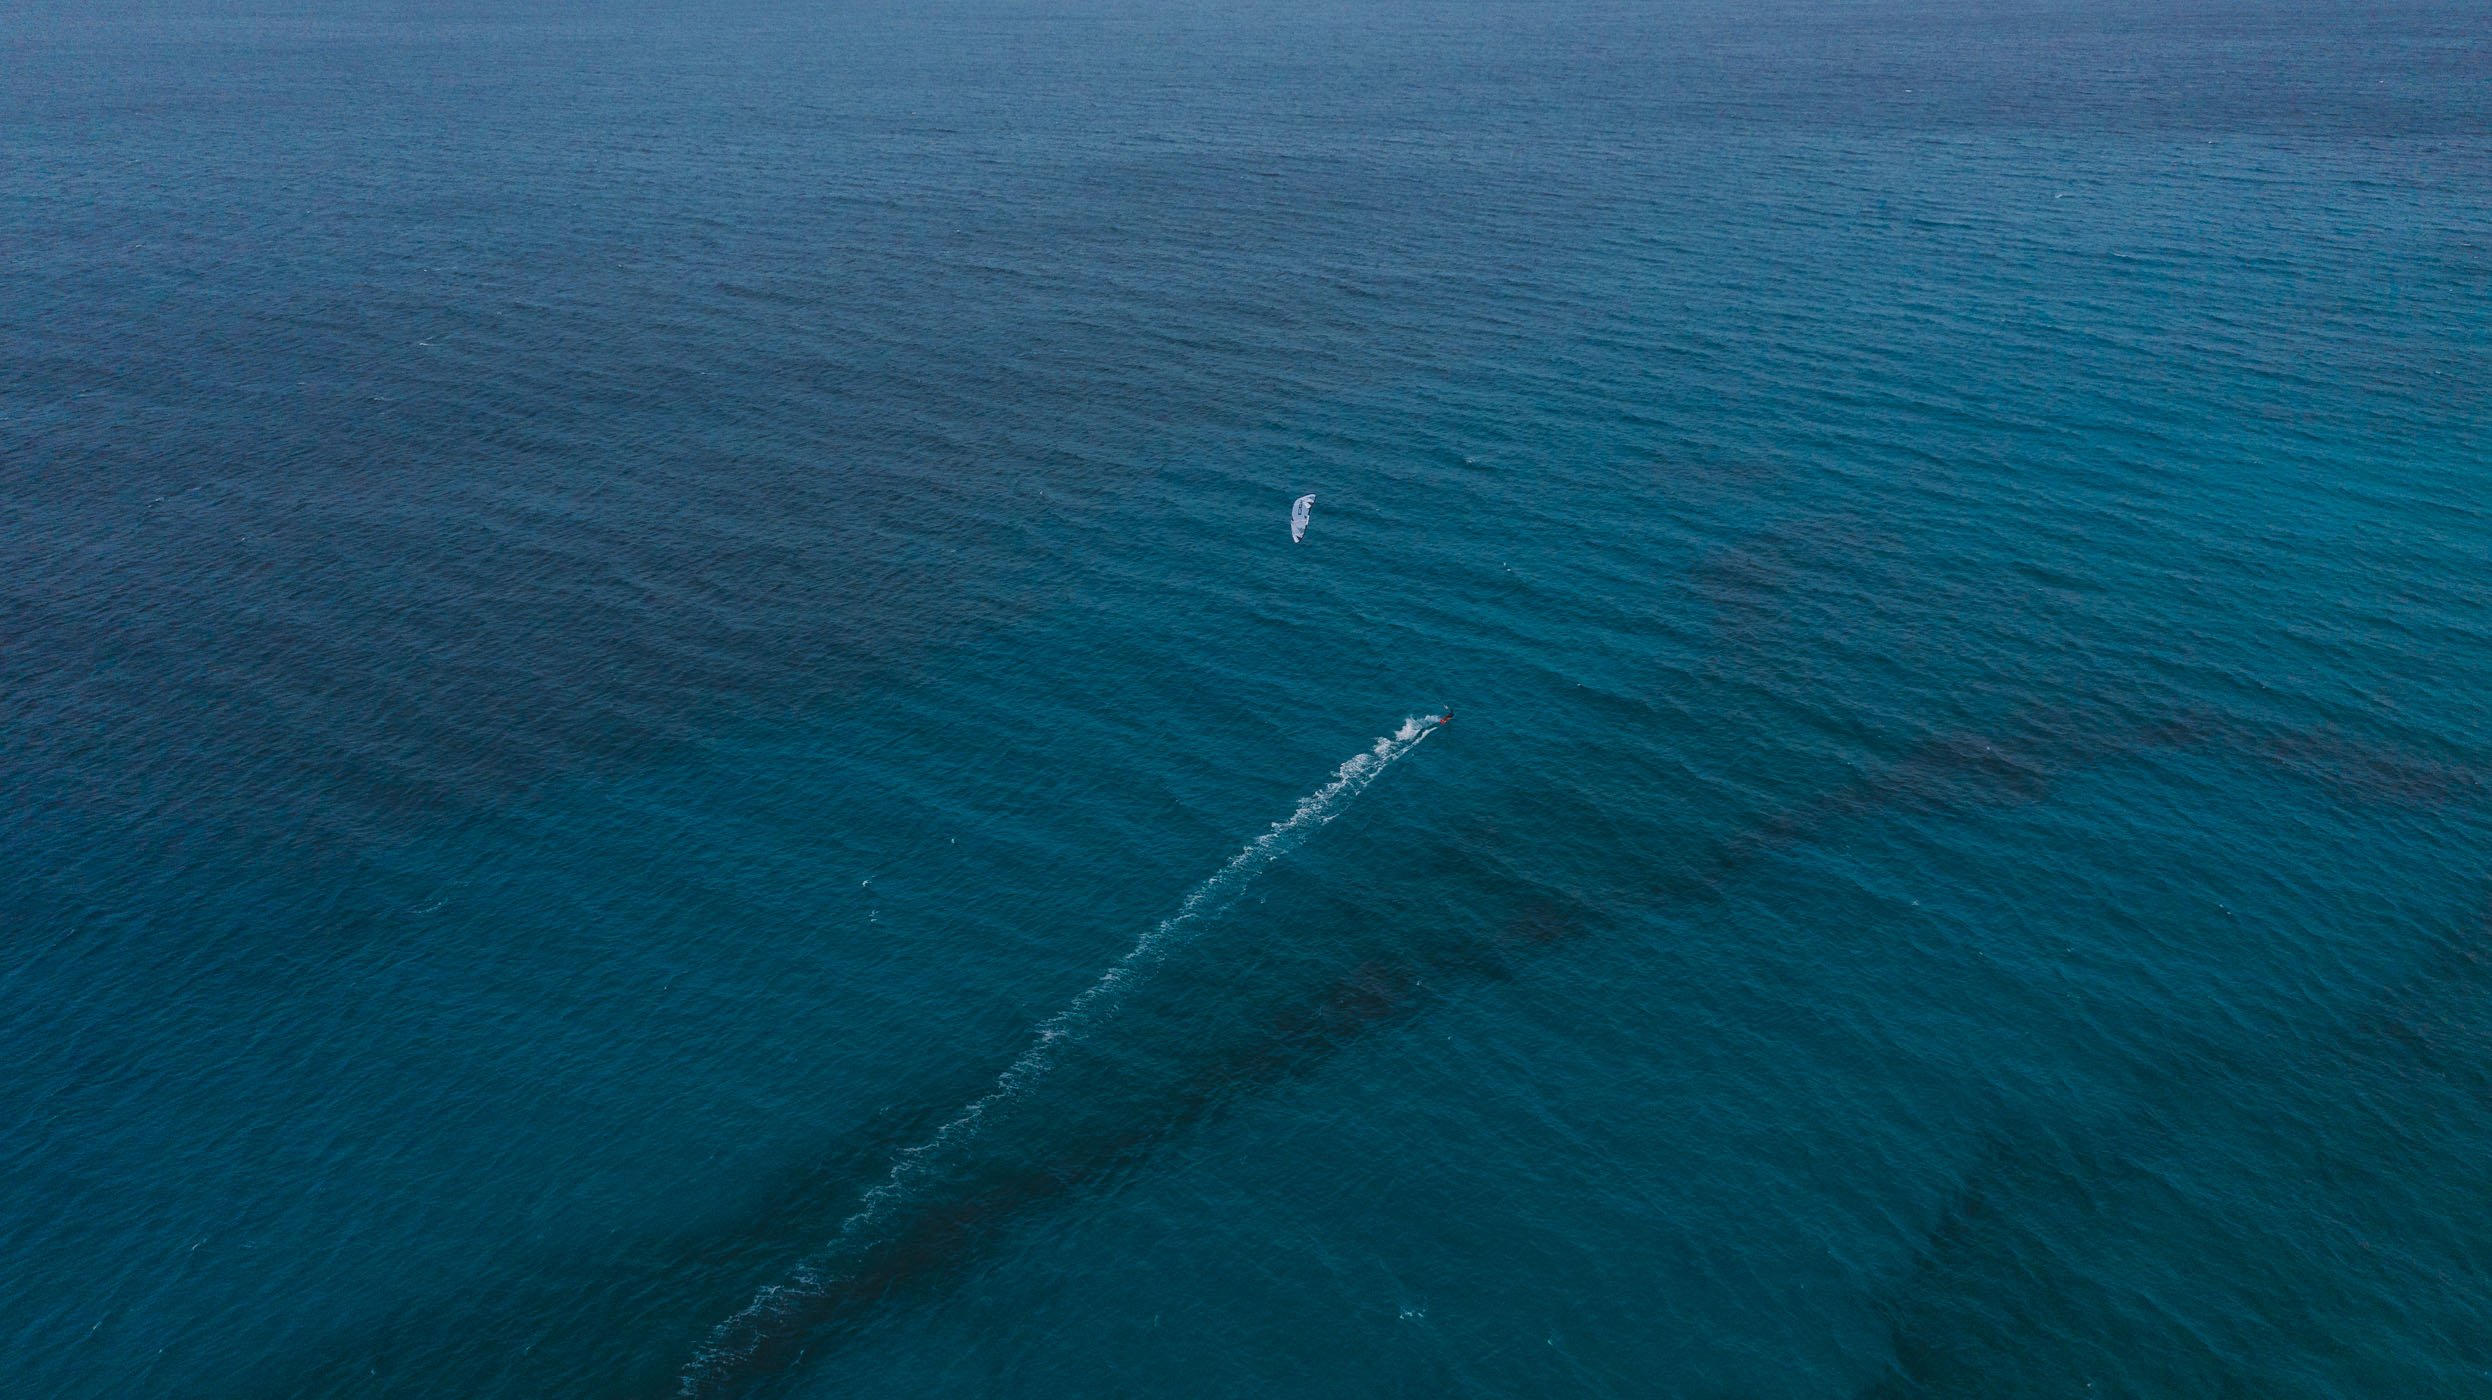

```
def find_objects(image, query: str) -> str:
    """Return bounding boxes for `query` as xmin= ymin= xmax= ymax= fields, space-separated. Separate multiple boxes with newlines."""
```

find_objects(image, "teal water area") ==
xmin=4 ymin=2 xmax=2487 ymax=1395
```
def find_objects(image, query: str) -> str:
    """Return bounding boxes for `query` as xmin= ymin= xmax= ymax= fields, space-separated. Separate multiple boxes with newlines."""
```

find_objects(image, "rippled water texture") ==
xmin=5 ymin=1 xmax=2487 ymax=1396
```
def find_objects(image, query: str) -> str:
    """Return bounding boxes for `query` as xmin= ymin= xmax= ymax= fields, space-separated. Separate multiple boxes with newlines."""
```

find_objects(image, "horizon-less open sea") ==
xmin=5 ymin=1 xmax=2488 ymax=1396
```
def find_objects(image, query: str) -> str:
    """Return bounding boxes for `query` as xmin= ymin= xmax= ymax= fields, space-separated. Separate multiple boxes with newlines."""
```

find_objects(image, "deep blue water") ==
xmin=6 ymin=2 xmax=2489 ymax=1395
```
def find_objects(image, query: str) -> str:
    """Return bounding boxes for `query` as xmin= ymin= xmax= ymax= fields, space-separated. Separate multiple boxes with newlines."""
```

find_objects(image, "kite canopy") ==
xmin=1290 ymin=494 xmax=1315 ymax=543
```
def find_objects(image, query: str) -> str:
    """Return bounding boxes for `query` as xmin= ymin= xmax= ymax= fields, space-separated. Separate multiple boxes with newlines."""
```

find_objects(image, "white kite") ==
xmin=1290 ymin=493 xmax=1316 ymax=544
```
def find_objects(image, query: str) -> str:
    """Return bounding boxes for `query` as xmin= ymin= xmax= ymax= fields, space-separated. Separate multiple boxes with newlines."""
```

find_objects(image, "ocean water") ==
xmin=5 ymin=1 xmax=2488 ymax=1395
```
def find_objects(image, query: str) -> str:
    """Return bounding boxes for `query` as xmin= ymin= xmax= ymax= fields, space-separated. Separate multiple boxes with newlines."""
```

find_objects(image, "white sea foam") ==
xmin=681 ymin=714 xmax=1443 ymax=1395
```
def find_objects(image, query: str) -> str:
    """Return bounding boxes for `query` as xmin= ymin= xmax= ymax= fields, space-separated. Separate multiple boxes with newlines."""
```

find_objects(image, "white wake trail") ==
xmin=682 ymin=714 xmax=1444 ymax=1395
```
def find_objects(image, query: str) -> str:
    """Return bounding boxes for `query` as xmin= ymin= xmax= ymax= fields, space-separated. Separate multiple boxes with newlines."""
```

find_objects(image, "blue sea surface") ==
xmin=5 ymin=1 xmax=2488 ymax=1395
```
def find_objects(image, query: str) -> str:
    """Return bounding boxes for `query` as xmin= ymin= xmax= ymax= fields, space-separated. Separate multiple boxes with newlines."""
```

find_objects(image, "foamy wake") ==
xmin=680 ymin=714 xmax=1443 ymax=1396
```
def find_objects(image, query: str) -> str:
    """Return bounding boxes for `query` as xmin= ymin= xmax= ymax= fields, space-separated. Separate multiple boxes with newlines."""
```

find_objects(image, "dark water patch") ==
xmin=1859 ymin=893 xmax=2492 ymax=1398
xmin=671 ymin=890 xmax=1605 ymax=1400
xmin=1693 ymin=701 xmax=2215 ymax=895
xmin=2257 ymin=726 xmax=2486 ymax=809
